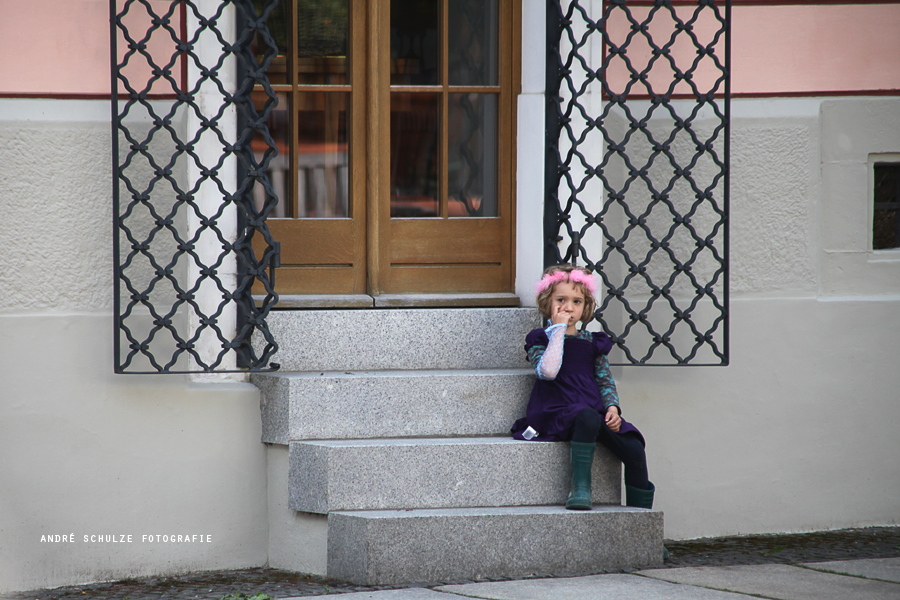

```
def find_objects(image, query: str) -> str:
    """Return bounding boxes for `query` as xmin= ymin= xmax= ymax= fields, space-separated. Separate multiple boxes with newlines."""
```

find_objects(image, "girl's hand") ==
xmin=551 ymin=303 xmax=571 ymax=326
xmin=605 ymin=406 xmax=621 ymax=432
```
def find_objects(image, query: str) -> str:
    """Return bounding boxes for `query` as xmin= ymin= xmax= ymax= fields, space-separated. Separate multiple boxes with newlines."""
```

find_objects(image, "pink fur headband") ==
xmin=535 ymin=269 xmax=598 ymax=298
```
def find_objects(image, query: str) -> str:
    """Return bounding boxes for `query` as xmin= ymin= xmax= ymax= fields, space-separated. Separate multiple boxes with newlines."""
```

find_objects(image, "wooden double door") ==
xmin=252 ymin=0 xmax=518 ymax=300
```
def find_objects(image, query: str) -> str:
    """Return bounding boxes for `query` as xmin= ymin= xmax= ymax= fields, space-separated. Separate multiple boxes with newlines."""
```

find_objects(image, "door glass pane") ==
xmin=296 ymin=92 xmax=350 ymax=218
xmin=391 ymin=0 xmax=439 ymax=86
xmin=448 ymin=0 xmax=498 ymax=86
xmin=448 ymin=93 xmax=497 ymax=217
xmin=391 ymin=93 xmax=439 ymax=217
xmin=297 ymin=0 xmax=349 ymax=84
xmin=253 ymin=0 xmax=290 ymax=84
xmin=252 ymin=91 xmax=291 ymax=217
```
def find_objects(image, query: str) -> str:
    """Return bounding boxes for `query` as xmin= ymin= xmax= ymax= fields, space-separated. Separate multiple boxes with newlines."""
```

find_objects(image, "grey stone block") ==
xmin=327 ymin=505 xmax=664 ymax=585
xmin=254 ymin=369 xmax=535 ymax=444
xmin=290 ymin=437 xmax=621 ymax=513
xmin=255 ymin=374 xmax=290 ymax=445
xmin=254 ymin=308 xmax=541 ymax=372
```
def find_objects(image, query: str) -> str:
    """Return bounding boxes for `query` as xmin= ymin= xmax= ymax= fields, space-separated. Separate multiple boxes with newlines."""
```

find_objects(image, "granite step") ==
xmin=327 ymin=505 xmax=664 ymax=585
xmin=256 ymin=306 xmax=665 ymax=584
xmin=254 ymin=307 xmax=540 ymax=372
xmin=253 ymin=368 xmax=535 ymax=444
xmin=289 ymin=437 xmax=622 ymax=513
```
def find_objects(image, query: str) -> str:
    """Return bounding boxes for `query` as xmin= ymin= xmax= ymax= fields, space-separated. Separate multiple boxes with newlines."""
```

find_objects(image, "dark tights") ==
xmin=571 ymin=407 xmax=650 ymax=490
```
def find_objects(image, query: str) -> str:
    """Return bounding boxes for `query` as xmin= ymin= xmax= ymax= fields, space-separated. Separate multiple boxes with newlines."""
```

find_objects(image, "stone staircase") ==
xmin=252 ymin=308 xmax=663 ymax=585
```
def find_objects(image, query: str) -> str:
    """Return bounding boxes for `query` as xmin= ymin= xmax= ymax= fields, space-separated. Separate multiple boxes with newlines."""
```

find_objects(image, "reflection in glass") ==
xmin=391 ymin=93 xmax=439 ymax=217
xmin=297 ymin=0 xmax=349 ymax=84
xmin=449 ymin=0 xmax=498 ymax=86
xmin=448 ymin=93 xmax=497 ymax=217
xmin=390 ymin=0 xmax=439 ymax=86
xmin=296 ymin=92 xmax=350 ymax=217
xmin=252 ymin=91 xmax=291 ymax=217
xmin=252 ymin=0 xmax=289 ymax=84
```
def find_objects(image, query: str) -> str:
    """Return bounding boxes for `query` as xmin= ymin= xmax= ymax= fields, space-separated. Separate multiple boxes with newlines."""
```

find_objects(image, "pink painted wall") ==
xmin=603 ymin=5 xmax=728 ymax=98
xmin=604 ymin=2 xmax=900 ymax=98
xmin=1 ymin=2 xmax=898 ymax=97
xmin=731 ymin=3 xmax=900 ymax=95
xmin=0 ymin=0 xmax=182 ymax=97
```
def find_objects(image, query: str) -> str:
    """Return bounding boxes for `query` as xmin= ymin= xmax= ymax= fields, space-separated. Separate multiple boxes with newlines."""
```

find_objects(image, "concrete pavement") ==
xmin=281 ymin=558 xmax=900 ymax=600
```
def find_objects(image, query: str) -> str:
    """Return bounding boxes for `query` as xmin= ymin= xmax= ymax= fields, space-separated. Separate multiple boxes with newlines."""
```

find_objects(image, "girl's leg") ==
xmin=595 ymin=426 xmax=650 ymax=490
xmin=572 ymin=407 xmax=649 ymax=489
xmin=592 ymin=418 xmax=664 ymax=558
xmin=571 ymin=407 xmax=603 ymax=442
xmin=565 ymin=408 xmax=602 ymax=510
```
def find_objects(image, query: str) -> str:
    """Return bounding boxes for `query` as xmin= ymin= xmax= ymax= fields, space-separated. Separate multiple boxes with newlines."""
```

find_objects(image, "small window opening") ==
xmin=873 ymin=163 xmax=900 ymax=250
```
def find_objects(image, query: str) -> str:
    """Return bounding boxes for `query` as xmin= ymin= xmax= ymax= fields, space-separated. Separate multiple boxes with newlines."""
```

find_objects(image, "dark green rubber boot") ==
xmin=565 ymin=441 xmax=595 ymax=510
xmin=624 ymin=481 xmax=655 ymax=508
xmin=625 ymin=482 xmax=670 ymax=561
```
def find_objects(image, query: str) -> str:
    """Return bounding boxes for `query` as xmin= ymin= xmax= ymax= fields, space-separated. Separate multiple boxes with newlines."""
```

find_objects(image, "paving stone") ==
xmin=801 ymin=557 xmax=900 ymax=583
xmin=638 ymin=563 xmax=900 ymax=600
xmin=436 ymin=573 xmax=758 ymax=600
xmin=284 ymin=590 xmax=454 ymax=600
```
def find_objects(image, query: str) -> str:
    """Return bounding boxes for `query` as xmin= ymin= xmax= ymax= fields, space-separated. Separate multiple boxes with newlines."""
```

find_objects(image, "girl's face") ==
xmin=551 ymin=280 xmax=585 ymax=334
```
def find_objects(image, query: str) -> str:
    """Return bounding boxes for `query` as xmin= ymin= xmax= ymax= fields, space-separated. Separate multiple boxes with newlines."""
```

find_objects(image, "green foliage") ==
xmin=760 ymin=545 xmax=786 ymax=557
xmin=221 ymin=593 xmax=274 ymax=600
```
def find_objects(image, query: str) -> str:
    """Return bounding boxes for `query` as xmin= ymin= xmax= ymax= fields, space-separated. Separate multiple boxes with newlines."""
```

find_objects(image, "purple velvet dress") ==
xmin=510 ymin=328 xmax=644 ymax=444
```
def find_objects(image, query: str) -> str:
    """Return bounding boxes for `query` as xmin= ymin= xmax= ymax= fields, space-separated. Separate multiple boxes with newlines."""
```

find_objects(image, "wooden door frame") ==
xmin=367 ymin=0 xmax=390 ymax=296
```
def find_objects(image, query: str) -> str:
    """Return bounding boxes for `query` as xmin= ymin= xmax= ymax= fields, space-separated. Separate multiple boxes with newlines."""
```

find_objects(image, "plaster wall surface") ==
xmin=0 ymin=99 xmax=268 ymax=593
xmin=266 ymin=445 xmax=328 ymax=575
xmin=0 ymin=315 xmax=268 ymax=592
xmin=819 ymin=98 xmax=900 ymax=297
xmin=615 ymin=296 xmax=900 ymax=539
xmin=0 ymin=104 xmax=114 ymax=313
xmin=729 ymin=121 xmax=817 ymax=295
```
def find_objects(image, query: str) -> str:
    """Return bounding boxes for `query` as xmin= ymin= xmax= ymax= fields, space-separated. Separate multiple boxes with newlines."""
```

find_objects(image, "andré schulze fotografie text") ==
xmin=41 ymin=534 xmax=213 ymax=543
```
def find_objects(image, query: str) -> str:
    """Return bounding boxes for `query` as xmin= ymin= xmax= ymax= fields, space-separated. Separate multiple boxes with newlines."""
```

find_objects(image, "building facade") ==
xmin=1 ymin=0 xmax=899 ymax=592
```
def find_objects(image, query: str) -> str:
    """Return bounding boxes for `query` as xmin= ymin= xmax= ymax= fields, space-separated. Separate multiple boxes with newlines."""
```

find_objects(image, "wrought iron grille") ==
xmin=111 ymin=0 xmax=281 ymax=373
xmin=545 ymin=0 xmax=730 ymax=365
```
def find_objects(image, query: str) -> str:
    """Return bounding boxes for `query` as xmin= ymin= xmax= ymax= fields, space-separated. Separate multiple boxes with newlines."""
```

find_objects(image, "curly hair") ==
xmin=535 ymin=264 xmax=596 ymax=326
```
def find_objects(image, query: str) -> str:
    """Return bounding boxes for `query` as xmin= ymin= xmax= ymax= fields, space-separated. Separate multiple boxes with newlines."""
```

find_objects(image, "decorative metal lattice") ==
xmin=111 ymin=0 xmax=281 ymax=373
xmin=545 ymin=0 xmax=730 ymax=365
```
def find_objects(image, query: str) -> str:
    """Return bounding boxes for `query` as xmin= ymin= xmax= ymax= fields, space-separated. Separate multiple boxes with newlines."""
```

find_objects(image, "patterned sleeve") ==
xmin=594 ymin=353 xmax=620 ymax=412
xmin=524 ymin=329 xmax=547 ymax=372
xmin=526 ymin=344 xmax=546 ymax=376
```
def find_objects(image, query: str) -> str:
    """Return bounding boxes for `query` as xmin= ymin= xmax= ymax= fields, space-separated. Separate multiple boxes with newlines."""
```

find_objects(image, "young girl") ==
xmin=511 ymin=264 xmax=656 ymax=511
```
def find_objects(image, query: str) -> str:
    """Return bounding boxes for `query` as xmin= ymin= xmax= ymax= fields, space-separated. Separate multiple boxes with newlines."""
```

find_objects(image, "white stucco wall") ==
xmin=0 ymin=100 xmax=269 ymax=592
xmin=516 ymin=91 xmax=900 ymax=539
